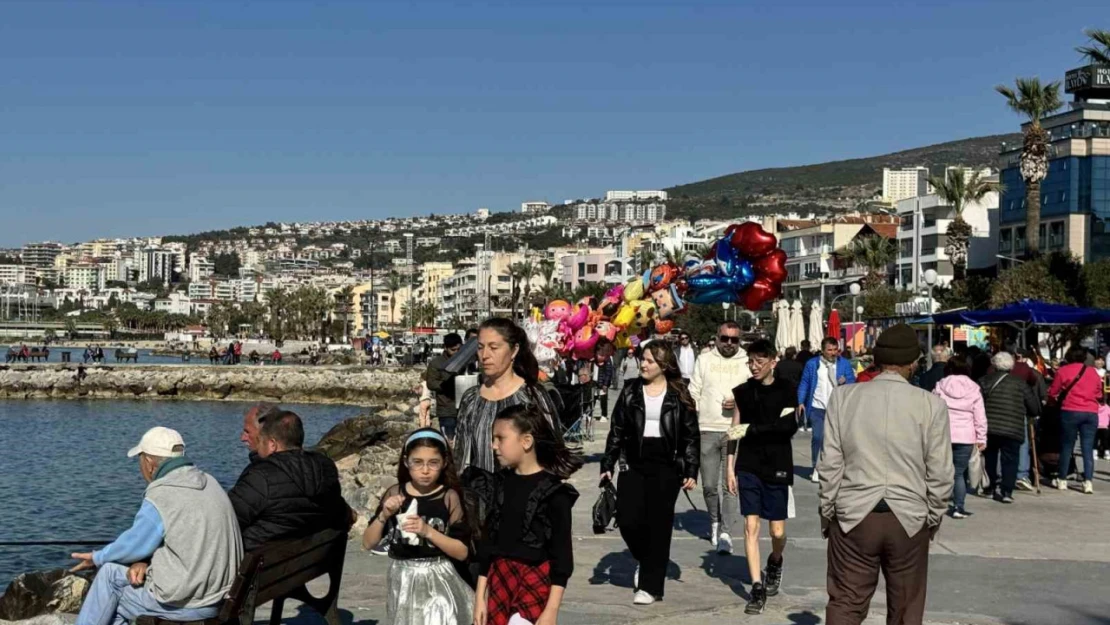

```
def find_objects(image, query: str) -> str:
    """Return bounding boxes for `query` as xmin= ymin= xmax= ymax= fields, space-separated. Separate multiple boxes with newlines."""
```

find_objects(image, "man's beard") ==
xmin=718 ymin=344 xmax=739 ymax=358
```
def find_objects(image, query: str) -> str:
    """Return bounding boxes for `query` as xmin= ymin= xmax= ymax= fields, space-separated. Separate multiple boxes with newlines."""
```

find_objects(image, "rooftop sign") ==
xmin=1064 ymin=64 xmax=1110 ymax=94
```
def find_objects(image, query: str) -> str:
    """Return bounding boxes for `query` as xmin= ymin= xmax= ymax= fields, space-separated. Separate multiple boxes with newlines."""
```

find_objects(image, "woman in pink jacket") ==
xmin=1048 ymin=346 xmax=1105 ymax=493
xmin=933 ymin=358 xmax=987 ymax=518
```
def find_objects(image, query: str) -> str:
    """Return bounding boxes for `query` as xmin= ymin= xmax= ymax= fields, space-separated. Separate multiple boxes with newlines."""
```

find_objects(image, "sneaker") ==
xmin=1000 ymin=494 xmax=1014 ymax=504
xmin=710 ymin=521 xmax=720 ymax=546
xmin=1055 ymin=478 xmax=1069 ymax=491
xmin=745 ymin=582 xmax=767 ymax=614
xmin=764 ymin=556 xmax=783 ymax=596
xmin=810 ymin=469 xmax=820 ymax=484
xmin=717 ymin=532 xmax=733 ymax=555
xmin=951 ymin=509 xmax=970 ymax=519
xmin=370 ymin=543 xmax=389 ymax=556
xmin=1084 ymin=480 xmax=1094 ymax=494
xmin=633 ymin=590 xmax=655 ymax=605
xmin=1015 ymin=478 xmax=1034 ymax=492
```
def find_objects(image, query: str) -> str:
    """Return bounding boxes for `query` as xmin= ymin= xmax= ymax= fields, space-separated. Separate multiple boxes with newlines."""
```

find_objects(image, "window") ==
xmin=1049 ymin=221 xmax=1065 ymax=249
xmin=901 ymin=215 xmax=914 ymax=231
xmin=577 ymin=262 xmax=586 ymax=277
xmin=921 ymin=235 xmax=938 ymax=256
xmin=786 ymin=264 xmax=800 ymax=282
xmin=900 ymin=239 xmax=914 ymax=258
xmin=803 ymin=261 xmax=819 ymax=278
xmin=1015 ymin=227 xmax=1027 ymax=254
xmin=999 ymin=228 xmax=1013 ymax=253
xmin=586 ymin=264 xmax=598 ymax=275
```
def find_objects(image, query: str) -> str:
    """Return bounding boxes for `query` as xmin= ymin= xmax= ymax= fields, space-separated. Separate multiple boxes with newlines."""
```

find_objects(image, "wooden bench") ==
xmin=136 ymin=528 xmax=347 ymax=625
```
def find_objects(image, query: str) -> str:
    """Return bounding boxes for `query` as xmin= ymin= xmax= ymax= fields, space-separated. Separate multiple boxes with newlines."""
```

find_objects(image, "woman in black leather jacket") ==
xmin=600 ymin=340 xmax=700 ymax=605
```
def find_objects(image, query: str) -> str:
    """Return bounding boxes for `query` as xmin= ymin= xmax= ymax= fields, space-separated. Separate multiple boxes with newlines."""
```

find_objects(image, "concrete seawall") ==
xmin=0 ymin=364 xmax=422 ymax=404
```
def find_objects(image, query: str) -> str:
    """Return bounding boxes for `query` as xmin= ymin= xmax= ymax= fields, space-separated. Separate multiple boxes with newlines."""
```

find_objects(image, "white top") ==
xmin=677 ymin=346 xmax=697 ymax=379
xmin=813 ymin=358 xmax=836 ymax=410
xmin=643 ymin=388 xmax=665 ymax=438
xmin=688 ymin=348 xmax=750 ymax=432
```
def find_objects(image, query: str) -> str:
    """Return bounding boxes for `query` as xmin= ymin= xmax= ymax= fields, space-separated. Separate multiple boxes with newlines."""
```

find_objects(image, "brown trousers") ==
xmin=826 ymin=511 xmax=931 ymax=625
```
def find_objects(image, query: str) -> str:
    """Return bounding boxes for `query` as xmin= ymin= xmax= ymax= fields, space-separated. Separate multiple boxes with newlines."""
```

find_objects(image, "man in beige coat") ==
xmin=818 ymin=324 xmax=953 ymax=625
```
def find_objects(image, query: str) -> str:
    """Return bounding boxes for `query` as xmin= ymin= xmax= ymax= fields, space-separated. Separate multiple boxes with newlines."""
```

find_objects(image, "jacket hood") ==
xmin=936 ymin=374 xmax=980 ymax=399
xmin=263 ymin=449 xmax=335 ymax=497
xmin=147 ymin=464 xmax=208 ymax=493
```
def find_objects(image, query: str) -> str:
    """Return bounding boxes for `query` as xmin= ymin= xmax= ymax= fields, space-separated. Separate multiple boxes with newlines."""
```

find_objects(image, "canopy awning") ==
xmin=910 ymin=299 xmax=1110 ymax=328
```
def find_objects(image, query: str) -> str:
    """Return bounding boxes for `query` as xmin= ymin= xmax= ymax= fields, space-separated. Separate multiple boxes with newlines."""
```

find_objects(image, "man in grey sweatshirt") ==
xmin=72 ymin=427 xmax=243 ymax=625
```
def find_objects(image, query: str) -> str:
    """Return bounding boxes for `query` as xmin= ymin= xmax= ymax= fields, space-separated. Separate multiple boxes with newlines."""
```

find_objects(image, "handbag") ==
xmin=1043 ymin=365 xmax=1089 ymax=422
xmin=968 ymin=445 xmax=991 ymax=491
xmin=592 ymin=478 xmax=619 ymax=534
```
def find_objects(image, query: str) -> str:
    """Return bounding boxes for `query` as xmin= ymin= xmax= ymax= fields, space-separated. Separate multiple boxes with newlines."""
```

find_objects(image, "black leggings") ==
xmin=1097 ymin=428 xmax=1110 ymax=456
xmin=617 ymin=441 xmax=681 ymax=598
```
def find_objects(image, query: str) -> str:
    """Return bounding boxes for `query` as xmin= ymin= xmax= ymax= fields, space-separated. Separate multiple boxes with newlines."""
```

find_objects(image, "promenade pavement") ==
xmin=301 ymin=417 xmax=1110 ymax=625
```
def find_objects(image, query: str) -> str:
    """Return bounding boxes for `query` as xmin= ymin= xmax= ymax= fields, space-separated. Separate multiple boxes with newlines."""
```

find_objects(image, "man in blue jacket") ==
xmin=797 ymin=337 xmax=856 ymax=483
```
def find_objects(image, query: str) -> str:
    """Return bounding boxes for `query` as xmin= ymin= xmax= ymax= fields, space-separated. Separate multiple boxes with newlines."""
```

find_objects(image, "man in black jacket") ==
xmin=915 ymin=345 xmax=949 ymax=392
xmin=727 ymin=339 xmax=798 ymax=615
xmin=229 ymin=410 xmax=353 ymax=551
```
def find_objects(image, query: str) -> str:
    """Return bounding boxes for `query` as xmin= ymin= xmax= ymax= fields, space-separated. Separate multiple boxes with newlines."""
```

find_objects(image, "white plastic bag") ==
xmin=967 ymin=446 xmax=991 ymax=492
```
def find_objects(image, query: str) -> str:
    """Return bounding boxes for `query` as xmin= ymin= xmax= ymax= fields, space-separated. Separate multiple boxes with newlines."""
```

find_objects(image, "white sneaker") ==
xmin=717 ymin=532 xmax=733 ymax=555
xmin=810 ymin=469 xmax=820 ymax=484
xmin=710 ymin=521 xmax=719 ymax=546
xmin=1084 ymin=480 xmax=1094 ymax=494
xmin=1056 ymin=478 xmax=1069 ymax=491
xmin=633 ymin=590 xmax=655 ymax=605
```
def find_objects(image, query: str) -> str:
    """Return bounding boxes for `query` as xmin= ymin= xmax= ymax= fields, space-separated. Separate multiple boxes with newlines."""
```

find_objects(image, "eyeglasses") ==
xmin=748 ymin=358 xmax=774 ymax=368
xmin=717 ymin=335 xmax=741 ymax=344
xmin=406 ymin=459 xmax=443 ymax=470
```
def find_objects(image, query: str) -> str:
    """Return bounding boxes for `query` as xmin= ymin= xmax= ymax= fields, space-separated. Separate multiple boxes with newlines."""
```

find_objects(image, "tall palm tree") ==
xmin=538 ymin=258 xmax=557 ymax=290
xmin=995 ymin=77 xmax=1063 ymax=257
xmin=928 ymin=168 xmax=1000 ymax=280
xmin=637 ymin=247 xmax=656 ymax=272
xmin=841 ymin=235 xmax=898 ymax=291
xmin=1076 ymin=28 xmax=1110 ymax=64
xmin=517 ymin=260 xmax=539 ymax=311
xmin=386 ymin=272 xmax=404 ymax=326
xmin=334 ymin=285 xmax=355 ymax=340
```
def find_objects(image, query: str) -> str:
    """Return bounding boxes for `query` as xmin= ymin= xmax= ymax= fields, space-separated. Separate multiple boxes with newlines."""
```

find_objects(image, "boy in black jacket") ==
xmin=727 ymin=340 xmax=798 ymax=615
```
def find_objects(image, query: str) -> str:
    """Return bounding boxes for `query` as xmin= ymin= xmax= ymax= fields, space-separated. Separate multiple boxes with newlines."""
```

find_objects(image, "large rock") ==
xmin=0 ymin=570 xmax=89 ymax=620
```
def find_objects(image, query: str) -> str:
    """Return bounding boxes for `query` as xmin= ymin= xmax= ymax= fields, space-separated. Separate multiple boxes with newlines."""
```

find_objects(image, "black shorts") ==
xmin=737 ymin=471 xmax=789 ymax=521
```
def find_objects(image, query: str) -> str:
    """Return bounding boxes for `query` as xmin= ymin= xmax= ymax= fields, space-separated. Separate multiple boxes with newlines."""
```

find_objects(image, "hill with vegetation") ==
xmin=662 ymin=133 xmax=1021 ymax=220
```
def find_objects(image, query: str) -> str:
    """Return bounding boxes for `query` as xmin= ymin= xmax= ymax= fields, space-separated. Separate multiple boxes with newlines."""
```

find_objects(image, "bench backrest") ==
xmin=217 ymin=528 xmax=347 ymax=621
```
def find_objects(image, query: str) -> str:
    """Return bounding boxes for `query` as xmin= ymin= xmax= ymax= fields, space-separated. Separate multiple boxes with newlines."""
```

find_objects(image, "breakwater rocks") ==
xmin=0 ymin=365 xmax=421 ymax=404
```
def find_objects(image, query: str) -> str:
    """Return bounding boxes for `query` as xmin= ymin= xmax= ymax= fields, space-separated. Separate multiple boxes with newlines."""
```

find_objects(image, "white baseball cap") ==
xmin=127 ymin=427 xmax=186 ymax=458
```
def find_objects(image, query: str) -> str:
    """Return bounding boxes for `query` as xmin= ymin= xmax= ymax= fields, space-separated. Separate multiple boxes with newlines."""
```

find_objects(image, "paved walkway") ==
xmin=309 ymin=419 xmax=1110 ymax=625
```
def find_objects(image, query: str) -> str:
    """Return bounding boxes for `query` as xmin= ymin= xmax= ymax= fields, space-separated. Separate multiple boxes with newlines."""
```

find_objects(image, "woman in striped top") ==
xmin=455 ymin=317 xmax=560 ymax=473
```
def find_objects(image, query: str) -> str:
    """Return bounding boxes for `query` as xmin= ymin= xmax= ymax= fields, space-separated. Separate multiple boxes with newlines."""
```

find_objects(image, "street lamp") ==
xmin=849 ymin=283 xmax=861 ymax=352
xmin=924 ymin=269 xmax=938 ymax=367
xmin=854 ymin=305 xmax=865 ymax=352
xmin=722 ymin=301 xmax=731 ymax=322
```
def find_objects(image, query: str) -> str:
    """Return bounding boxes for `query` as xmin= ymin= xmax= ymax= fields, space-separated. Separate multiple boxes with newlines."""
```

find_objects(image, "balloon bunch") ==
xmin=534 ymin=222 xmax=787 ymax=360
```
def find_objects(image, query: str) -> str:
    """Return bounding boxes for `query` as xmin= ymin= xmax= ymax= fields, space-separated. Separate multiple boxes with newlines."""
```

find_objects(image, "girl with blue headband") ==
xmin=362 ymin=428 xmax=473 ymax=625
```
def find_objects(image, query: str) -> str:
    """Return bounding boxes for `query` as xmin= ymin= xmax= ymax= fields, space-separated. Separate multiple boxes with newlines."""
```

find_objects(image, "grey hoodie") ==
xmin=145 ymin=465 xmax=244 ymax=608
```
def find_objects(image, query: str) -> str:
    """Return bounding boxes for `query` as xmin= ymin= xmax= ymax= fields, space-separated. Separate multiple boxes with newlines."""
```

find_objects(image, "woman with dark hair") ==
xmin=455 ymin=318 xmax=560 ymax=473
xmin=600 ymin=341 xmax=700 ymax=605
xmin=1048 ymin=345 xmax=1105 ymax=494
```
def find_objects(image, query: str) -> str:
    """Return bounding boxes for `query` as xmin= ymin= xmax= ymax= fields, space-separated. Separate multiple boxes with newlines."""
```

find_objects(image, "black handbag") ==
xmin=592 ymin=478 xmax=618 ymax=534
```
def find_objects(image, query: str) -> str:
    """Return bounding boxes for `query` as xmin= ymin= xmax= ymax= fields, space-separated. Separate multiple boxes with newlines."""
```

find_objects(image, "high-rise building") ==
xmin=64 ymin=264 xmax=106 ymax=292
xmin=998 ymin=62 xmax=1110 ymax=265
xmin=21 ymin=242 xmax=64 ymax=268
xmin=605 ymin=190 xmax=669 ymax=201
xmin=140 ymin=247 xmax=176 ymax=285
xmin=882 ymin=167 xmax=930 ymax=204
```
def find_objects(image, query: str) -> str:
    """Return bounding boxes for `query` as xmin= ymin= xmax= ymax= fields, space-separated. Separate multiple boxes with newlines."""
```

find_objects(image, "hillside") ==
xmin=665 ymin=133 xmax=1021 ymax=216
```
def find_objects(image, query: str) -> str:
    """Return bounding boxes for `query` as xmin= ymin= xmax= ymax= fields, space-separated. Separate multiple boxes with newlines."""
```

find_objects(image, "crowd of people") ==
xmin=67 ymin=315 xmax=1110 ymax=625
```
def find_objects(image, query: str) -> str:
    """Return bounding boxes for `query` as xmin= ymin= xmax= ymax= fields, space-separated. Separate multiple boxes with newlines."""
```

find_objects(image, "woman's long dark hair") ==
xmin=479 ymin=317 xmax=540 ymax=386
xmin=397 ymin=427 xmax=463 ymax=496
xmin=495 ymin=404 xmax=583 ymax=479
xmin=645 ymin=341 xmax=697 ymax=411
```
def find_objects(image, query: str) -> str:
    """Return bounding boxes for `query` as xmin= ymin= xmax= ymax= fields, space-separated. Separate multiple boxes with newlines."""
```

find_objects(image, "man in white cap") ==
xmin=71 ymin=427 xmax=243 ymax=625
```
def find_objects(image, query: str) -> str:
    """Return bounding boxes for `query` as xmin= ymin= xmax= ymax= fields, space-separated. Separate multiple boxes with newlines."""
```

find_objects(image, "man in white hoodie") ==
xmin=689 ymin=321 xmax=751 ymax=554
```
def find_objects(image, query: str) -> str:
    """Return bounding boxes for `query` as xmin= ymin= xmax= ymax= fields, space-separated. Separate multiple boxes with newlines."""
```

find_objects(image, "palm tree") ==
xmin=334 ymin=285 xmax=356 ymax=341
xmin=538 ymin=258 xmax=557 ymax=289
xmin=995 ymin=77 xmax=1063 ymax=256
xmin=637 ymin=247 xmax=656 ymax=272
xmin=841 ymin=235 xmax=898 ymax=291
xmin=1076 ymin=28 xmax=1110 ymax=64
xmin=928 ymin=168 xmax=1000 ymax=281
xmin=386 ymin=273 xmax=404 ymax=326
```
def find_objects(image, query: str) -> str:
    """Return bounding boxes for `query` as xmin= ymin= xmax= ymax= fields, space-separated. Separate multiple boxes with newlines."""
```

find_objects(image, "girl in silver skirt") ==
xmin=362 ymin=429 xmax=475 ymax=625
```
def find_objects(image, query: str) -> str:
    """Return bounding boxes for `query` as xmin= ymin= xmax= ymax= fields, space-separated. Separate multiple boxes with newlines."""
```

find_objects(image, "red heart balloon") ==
xmin=729 ymin=222 xmax=778 ymax=259
xmin=753 ymin=248 xmax=788 ymax=285
xmin=740 ymin=278 xmax=781 ymax=311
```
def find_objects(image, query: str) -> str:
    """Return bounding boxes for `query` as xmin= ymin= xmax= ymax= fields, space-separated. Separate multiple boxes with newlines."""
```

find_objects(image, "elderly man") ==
xmin=798 ymin=337 xmax=857 ymax=483
xmin=916 ymin=345 xmax=950 ymax=392
xmin=240 ymin=402 xmax=281 ymax=457
xmin=689 ymin=321 xmax=750 ymax=554
xmin=72 ymin=427 xmax=242 ymax=625
xmin=229 ymin=410 xmax=353 ymax=552
xmin=818 ymin=324 xmax=953 ymax=625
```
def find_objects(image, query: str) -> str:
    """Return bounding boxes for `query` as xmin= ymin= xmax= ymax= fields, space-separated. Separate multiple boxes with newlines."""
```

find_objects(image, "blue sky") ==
xmin=0 ymin=0 xmax=1103 ymax=246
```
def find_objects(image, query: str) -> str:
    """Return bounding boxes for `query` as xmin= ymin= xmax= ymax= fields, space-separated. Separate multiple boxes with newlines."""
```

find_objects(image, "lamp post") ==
xmin=850 ymin=282 xmax=861 ymax=351
xmin=722 ymin=301 xmax=731 ymax=322
xmin=924 ymin=269 xmax=938 ymax=367
xmin=855 ymin=305 xmax=864 ymax=352
xmin=830 ymin=282 xmax=862 ymax=350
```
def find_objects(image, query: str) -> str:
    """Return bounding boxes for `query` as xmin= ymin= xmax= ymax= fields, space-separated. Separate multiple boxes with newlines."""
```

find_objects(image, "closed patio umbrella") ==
xmin=808 ymin=301 xmax=824 ymax=349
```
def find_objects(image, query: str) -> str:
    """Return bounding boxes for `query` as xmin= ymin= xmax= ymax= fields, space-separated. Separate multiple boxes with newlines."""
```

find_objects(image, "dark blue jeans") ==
xmin=951 ymin=443 xmax=973 ymax=512
xmin=810 ymin=407 xmax=827 ymax=469
xmin=1059 ymin=410 xmax=1098 ymax=482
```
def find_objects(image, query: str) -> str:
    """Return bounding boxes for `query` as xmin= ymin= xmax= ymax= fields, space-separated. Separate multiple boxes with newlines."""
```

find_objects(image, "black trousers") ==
xmin=1097 ymin=428 xmax=1110 ymax=457
xmin=617 ymin=442 xmax=681 ymax=598
xmin=597 ymin=388 xmax=609 ymax=418
xmin=985 ymin=434 xmax=1021 ymax=497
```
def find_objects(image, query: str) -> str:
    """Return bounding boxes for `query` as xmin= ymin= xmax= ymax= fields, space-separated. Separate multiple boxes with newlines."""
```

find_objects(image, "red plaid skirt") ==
xmin=486 ymin=558 xmax=551 ymax=625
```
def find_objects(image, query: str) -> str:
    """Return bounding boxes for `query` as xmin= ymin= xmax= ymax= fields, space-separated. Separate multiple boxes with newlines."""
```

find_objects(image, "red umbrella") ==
xmin=826 ymin=309 xmax=841 ymax=346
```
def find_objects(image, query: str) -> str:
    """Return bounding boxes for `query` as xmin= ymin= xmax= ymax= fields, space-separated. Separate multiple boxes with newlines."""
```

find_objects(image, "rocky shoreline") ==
xmin=0 ymin=364 xmax=421 ymax=404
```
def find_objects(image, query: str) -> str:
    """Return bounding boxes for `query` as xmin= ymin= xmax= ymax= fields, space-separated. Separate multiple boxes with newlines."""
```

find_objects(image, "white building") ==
xmin=64 ymin=264 xmax=106 ymax=292
xmin=895 ymin=184 xmax=999 ymax=289
xmin=139 ymin=247 xmax=176 ymax=285
xmin=605 ymin=190 xmax=669 ymax=202
xmin=882 ymin=167 xmax=930 ymax=204
xmin=189 ymin=256 xmax=215 ymax=283
xmin=0 ymin=265 xmax=34 ymax=286
xmin=475 ymin=208 xmax=490 ymax=220
xmin=520 ymin=201 xmax=550 ymax=214
xmin=21 ymin=242 xmax=64 ymax=268
xmin=153 ymin=292 xmax=194 ymax=316
xmin=575 ymin=201 xmax=666 ymax=223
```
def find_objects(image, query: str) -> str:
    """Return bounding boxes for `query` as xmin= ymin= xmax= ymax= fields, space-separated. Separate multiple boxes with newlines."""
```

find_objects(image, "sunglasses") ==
xmin=717 ymin=335 xmax=741 ymax=344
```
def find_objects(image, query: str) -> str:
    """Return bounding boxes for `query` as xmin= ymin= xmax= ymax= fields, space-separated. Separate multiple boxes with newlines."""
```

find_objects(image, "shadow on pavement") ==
xmin=698 ymin=551 xmax=751 ymax=600
xmin=673 ymin=509 xmax=711 ymax=539
xmin=794 ymin=464 xmax=816 ymax=480
xmin=588 ymin=549 xmax=682 ymax=588
xmin=265 ymin=604 xmax=371 ymax=625
xmin=787 ymin=610 xmax=822 ymax=624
